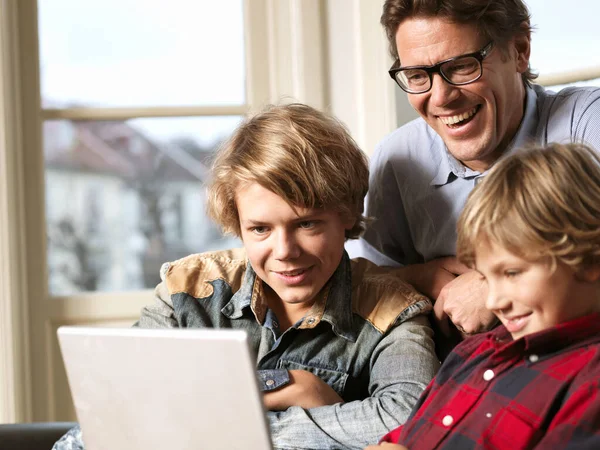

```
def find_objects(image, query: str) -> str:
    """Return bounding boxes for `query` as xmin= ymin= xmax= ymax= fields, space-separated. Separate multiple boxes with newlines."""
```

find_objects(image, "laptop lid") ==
xmin=57 ymin=326 xmax=273 ymax=450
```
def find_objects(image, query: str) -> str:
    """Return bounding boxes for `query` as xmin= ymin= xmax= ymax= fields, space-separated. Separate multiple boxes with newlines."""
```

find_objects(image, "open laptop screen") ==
xmin=57 ymin=326 xmax=273 ymax=450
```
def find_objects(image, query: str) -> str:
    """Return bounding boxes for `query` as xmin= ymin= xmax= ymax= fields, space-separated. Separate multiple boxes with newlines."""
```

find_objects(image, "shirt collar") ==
xmin=488 ymin=312 xmax=600 ymax=358
xmin=521 ymin=312 xmax=600 ymax=355
xmin=221 ymin=251 xmax=357 ymax=342
xmin=430 ymin=85 xmax=539 ymax=186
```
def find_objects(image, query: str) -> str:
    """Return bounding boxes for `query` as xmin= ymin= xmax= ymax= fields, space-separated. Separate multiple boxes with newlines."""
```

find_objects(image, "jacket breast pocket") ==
xmin=277 ymin=359 xmax=349 ymax=397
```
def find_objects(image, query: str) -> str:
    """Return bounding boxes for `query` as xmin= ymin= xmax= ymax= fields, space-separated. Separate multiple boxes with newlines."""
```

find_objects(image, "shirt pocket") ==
xmin=277 ymin=359 xmax=349 ymax=396
xmin=483 ymin=407 xmax=542 ymax=449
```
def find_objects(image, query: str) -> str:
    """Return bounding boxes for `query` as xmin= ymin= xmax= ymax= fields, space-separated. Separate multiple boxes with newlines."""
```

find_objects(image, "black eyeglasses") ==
xmin=389 ymin=42 xmax=494 ymax=94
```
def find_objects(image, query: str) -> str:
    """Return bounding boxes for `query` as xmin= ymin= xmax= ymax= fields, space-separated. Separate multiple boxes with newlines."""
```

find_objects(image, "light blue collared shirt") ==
xmin=347 ymin=84 xmax=600 ymax=266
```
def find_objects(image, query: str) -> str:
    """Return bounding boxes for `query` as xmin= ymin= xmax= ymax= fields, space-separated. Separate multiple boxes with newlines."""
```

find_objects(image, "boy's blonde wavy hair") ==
xmin=457 ymin=143 xmax=600 ymax=272
xmin=206 ymin=103 xmax=369 ymax=239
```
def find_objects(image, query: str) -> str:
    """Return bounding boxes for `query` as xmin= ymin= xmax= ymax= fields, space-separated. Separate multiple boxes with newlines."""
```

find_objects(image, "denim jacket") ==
xmin=53 ymin=249 xmax=439 ymax=450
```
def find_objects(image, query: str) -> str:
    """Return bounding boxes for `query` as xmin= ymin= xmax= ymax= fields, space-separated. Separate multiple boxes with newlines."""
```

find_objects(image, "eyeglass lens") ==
xmin=397 ymin=56 xmax=481 ymax=93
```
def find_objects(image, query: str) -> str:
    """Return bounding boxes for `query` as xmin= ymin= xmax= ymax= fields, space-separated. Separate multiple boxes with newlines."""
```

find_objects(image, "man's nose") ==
xmin=429 ymin=73 xmax=460 ymax=107
xmin=273 ymin=230 xmax=301 ymax=260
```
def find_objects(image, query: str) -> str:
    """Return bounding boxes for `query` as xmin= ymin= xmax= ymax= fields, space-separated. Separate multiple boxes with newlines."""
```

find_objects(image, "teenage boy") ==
xmin=367 ymin=143 xmax=600 ymax=449
xmin=53 ymin=103 xmax=439 ymax=450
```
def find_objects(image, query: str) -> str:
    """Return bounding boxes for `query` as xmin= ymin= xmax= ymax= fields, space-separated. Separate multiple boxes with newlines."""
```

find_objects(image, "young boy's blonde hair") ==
xmin=457 ymin=143 xmax=600 ymax=271
xmin=206 ymin=103 xmax=369 ymax=239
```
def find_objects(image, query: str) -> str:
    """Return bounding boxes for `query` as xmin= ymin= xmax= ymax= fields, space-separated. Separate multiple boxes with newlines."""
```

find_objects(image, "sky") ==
xmin=38 ymin=0 xmax=600 ymax=146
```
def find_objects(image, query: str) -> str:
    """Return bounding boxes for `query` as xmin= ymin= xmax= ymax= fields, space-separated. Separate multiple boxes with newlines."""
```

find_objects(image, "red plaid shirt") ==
xmin=381 ymin=313 xmax=600 ymax=449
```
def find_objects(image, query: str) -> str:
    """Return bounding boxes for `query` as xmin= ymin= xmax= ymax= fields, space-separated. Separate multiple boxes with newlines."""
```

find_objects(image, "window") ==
xmin=526 ymin=0 xmax=600 ymax=88
xmin=1 ymin=0 xmax=327 ymax=422
xmin=39 ymin=0 xmax=245 ymax=294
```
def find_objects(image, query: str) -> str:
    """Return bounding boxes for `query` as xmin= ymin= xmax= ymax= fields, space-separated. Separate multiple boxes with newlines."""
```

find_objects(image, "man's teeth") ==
xmin=439 ymin=107 xmax=478 ymax=125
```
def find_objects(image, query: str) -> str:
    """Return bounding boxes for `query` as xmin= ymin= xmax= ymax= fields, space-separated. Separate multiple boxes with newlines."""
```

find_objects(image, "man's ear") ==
xmin=513 ymin=22 xmax=531 ymax=74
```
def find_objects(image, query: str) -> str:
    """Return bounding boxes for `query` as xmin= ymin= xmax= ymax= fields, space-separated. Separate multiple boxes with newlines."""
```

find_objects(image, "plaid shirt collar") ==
xmin=484 ymin=312 xmax=600 ymax=361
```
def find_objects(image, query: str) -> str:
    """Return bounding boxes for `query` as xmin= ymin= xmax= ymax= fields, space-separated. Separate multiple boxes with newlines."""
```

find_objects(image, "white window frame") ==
xmin=0 ymin=0 xmax=328 ymax=422
xmin=325 ymin=0 xmax=401 ymax=156
xmin=536 ymin=66 xmax=600 ymax=87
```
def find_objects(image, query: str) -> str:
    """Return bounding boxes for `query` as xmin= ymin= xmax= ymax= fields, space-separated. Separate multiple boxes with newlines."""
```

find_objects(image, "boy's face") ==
xmin=475 ymin=239 xmax=600 ymax=340
xmin=236 ymin=182 xmax=353 ymax=312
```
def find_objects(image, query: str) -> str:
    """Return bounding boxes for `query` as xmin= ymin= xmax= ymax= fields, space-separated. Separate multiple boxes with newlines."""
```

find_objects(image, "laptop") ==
xmin=57 ymin=326 xmax=273 ymax=450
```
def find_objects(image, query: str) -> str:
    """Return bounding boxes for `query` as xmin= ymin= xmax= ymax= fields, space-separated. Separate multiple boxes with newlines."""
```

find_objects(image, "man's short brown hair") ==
xmin=381 ymin=0 xmax=537 ymax=85
xmin=206 ymin=103 xmax=369 ymax=239
xmin=457 ymin=143 xmax=600 ymax=272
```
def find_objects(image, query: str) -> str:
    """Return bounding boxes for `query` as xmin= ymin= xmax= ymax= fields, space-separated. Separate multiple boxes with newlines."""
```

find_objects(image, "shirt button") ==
xmin=528 ymin=354 xmax=539 ymax=363
xmin=306 ymin=317 xmax=316 ymax=325
xmin=442 ymin=415 xmax=454 ymax=427
xmin=265 ymin=379 xmax=275 ymax=387
xmin=486 ymin=413 xmax=492 ymax=418
xmin=483 ymin=369 xmax=495 ymax=381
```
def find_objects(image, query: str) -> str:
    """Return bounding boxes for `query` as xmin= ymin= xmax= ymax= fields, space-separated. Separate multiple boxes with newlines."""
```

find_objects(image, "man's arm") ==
xmin=267 ymin=315 xmax=440 ymax=450
xmin=394 ymin=257 xmax=496 ymax=337
xmin=351 ymin=140 xmax=495 ymax=336
xmin=574 ymin=87 xmax=600 ymax=152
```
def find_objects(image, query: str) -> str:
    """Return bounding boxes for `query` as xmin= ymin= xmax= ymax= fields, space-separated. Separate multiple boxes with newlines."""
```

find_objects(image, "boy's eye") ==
xmin=298 ymin=221 xmax=317 ymax=229
xmin=250 ymin=226 xmax=268 ymax=235
xmin=505 ymin=269 xmax=520 ymax=278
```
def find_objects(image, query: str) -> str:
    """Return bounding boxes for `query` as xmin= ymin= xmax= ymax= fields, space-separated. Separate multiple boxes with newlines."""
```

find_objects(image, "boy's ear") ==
xmin=577 ymin=264 xmax=600 ymax=283
xmin=342 ymin=214 xmax=356 ymax=231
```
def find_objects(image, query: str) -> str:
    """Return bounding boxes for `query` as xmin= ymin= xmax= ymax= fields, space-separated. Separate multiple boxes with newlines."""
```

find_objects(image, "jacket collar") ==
xmin=221 ymin=251 xmax=357 ymax=342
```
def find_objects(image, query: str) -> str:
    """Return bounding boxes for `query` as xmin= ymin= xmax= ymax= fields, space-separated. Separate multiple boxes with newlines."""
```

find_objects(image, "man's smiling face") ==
xmin=395 ymin=17 xmax=530 ymax=172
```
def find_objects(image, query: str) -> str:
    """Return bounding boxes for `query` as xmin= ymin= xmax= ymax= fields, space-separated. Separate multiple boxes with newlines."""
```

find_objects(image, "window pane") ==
xmin=38 ymin=0 xmax=245 ymax=108
xmin=527 ymin=0 xmax=600 ymax=76
xmin=45 ymin=117 xmax=242 ymax=295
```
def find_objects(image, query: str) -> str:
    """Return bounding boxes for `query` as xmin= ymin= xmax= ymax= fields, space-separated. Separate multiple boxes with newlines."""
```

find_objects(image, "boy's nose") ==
xmin=273 ymin=231 xmax=301 ymax=260
xmin=485 ymin=284 xmax=510 ymax=312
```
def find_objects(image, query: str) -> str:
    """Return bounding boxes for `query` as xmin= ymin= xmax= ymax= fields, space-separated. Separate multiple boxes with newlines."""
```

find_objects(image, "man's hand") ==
xmin=263 ymin=369 xmax=343 ymax=411
xmin=435 ymin=269 xmax=496 ymax=335
xmin=364 ymin=444 xmax=409 ymax=449
xmin=399 ymin=256 xmax=495 ymax=335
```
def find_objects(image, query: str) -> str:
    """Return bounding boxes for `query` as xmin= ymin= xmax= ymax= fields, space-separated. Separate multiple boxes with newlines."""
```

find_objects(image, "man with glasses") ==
xmin=349 ymin=0 xmax=600 ymax=352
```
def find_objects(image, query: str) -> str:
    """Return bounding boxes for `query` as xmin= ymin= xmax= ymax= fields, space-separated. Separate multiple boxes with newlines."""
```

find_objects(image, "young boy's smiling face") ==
xmin=475 ymin=239 xmax=600 ymax=340
xmin=236 ymin=182 xmax=353 ymax=320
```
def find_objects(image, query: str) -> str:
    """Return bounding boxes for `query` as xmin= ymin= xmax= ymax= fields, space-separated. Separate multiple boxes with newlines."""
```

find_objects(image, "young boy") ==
xmin=53 ymin=103 xmax=439 ymax=450
xmin=367 ymin=142 xmax=600 ymax=449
